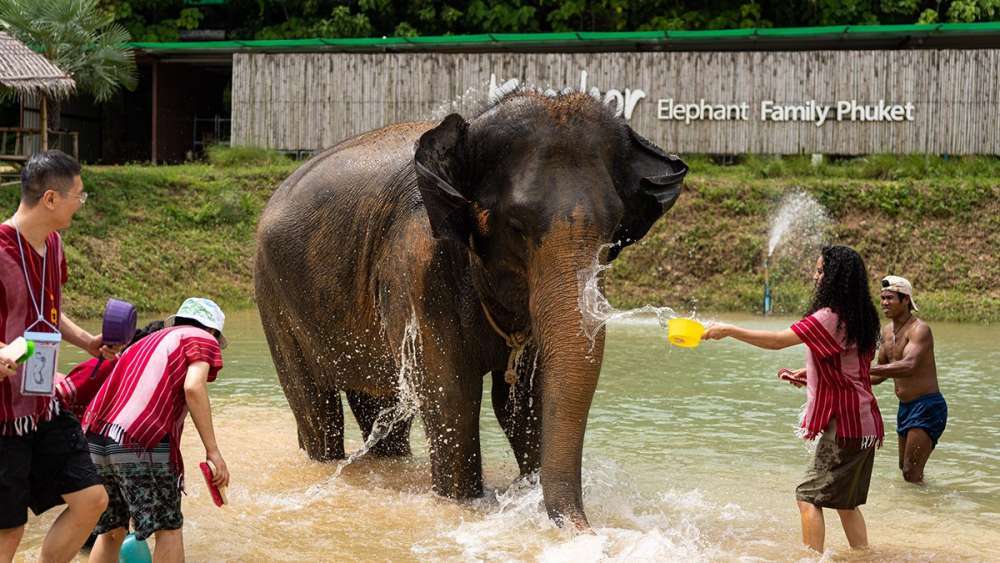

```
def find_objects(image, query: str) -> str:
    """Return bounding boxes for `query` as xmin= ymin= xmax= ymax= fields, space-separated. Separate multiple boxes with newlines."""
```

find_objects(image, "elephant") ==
xmin=254 ymin=90 xmax=687 ymax=530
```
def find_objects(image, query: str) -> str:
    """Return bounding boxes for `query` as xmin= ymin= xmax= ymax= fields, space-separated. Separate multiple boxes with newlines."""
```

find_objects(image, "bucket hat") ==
xmin=165 ymin=297 xmax=228 ymax=348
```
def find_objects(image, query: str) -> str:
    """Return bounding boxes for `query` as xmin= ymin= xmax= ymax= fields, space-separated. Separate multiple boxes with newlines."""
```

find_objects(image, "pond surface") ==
xmin=18 ymin=310 xmax=1000 ymax=562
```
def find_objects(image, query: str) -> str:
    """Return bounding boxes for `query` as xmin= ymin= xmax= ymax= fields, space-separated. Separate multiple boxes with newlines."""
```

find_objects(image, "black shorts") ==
xmin=0 ymin=409 xmax=104 ymax=529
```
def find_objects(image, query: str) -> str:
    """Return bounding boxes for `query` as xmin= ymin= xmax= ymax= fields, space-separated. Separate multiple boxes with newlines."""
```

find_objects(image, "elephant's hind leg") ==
xmin=291 ymin=380 xmax=346 ymax=461
xmin=346 ymin=391 xmax=413 ymax=457
xmin=260 ymin=302 xmax=346 ymax=460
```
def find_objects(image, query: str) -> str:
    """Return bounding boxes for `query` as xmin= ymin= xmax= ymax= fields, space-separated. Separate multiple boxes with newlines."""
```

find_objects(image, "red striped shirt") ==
xmin=56 ymin=357 xmax=117 ymax=420
xmin=83 ymin=325 xmax=223 ymax=476
xmin=0 ymin=225 xmax=67 ymax=435
xmin=790 ymin=308 xmax=883 ymax=447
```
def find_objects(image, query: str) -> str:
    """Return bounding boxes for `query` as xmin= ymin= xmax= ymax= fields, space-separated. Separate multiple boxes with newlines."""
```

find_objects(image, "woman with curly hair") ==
xmin=702 ymin=245 xmax=883 ymax=553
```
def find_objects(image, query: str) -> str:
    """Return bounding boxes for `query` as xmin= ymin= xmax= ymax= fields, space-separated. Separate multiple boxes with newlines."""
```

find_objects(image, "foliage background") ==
xmin=98 ymin=0 xmax=1000 ymax=42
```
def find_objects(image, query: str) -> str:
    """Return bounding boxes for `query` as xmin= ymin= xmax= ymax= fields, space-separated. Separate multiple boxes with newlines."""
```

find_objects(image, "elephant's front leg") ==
xmin=418 ymin=361 xmax=485 ymax=499
xmin=491 ymin=353 xmax=543 ymax=476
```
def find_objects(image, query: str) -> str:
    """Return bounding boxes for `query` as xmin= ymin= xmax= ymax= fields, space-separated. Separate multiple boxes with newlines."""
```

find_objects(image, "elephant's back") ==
xmin=266 ymin=121 xmax=435 ymax=210
xmin=258 ymin=120 xmax=435 ymax=249
xmin=254 ymin=122 xmax=438 ymax=351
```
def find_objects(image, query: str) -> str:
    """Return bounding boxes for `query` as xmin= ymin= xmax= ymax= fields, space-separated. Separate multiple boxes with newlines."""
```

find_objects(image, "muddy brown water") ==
xmin=17 ymin=310 xmax=1000 ymax=561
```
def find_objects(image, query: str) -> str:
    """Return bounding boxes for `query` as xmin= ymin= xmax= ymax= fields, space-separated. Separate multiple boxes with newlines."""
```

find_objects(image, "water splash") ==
xmin=577 ymin=245 xmax=683 ymax=347
xmin=431 ymin=86 xmax=488 ymax=120
xmin=763 ymin=190 xmax=831 ymax=314
xmin=412 ymin=459 xmax=759 ymax=562
xmin=766 ymin=190 xmax=831 ymax=258
xmin=334 ymin=310 xmax=423 ymax=476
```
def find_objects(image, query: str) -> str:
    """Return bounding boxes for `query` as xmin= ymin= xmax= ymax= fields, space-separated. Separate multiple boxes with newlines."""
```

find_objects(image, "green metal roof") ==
xmin=128 ymin=22 xmax=1000 ymax=54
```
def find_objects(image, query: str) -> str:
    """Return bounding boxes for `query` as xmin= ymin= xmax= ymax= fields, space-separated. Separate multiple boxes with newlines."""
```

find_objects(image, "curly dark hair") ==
xmin=806 ymin=245 xmax=880 ymax=355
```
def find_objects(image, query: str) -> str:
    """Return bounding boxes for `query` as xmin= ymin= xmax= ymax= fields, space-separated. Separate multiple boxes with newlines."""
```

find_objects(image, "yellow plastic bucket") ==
xmin=667 ymin=318 xmax=705 ymax=348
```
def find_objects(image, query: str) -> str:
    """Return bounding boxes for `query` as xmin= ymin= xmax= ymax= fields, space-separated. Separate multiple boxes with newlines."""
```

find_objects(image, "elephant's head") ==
xmin=414 ymin=91 xmax=687 ymax=529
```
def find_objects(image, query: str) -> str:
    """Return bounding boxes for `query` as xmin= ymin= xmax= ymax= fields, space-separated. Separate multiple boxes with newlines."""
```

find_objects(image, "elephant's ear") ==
xmin=609 ymin=126 xmax=688 ymax=261
xmin=415 ymin=113 xmax=474 ymax=244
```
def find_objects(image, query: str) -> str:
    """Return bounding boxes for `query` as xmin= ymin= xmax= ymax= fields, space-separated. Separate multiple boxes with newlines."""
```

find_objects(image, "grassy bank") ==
xmin=610 ymin=154 xmax=1000 ymax=322
xmin=2 ymin=150 xmax=996 ymax=322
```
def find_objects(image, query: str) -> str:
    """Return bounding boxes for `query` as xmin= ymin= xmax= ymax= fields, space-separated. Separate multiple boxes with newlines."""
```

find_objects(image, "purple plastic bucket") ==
xmin=102 ymin=299 xmax=137 ymax=346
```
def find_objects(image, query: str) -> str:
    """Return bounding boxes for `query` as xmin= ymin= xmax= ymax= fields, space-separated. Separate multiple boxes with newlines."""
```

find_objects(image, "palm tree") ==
xmin=0 ymin=0 xmax=137 ymax=150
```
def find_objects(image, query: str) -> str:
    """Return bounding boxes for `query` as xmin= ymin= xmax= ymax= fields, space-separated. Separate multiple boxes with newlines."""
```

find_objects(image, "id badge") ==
xmin=20 ymin=331 xmax=61 ymax=396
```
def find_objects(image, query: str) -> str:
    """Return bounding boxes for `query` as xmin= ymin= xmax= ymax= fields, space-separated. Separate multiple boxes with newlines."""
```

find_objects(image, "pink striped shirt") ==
xmin=83 ymin=325 xmax=223 ymax=476
xmin=790 ymin=308 xmax=883 ymax=447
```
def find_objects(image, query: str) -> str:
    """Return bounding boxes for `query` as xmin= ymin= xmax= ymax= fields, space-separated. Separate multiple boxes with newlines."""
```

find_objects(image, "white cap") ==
xmin=881 ymin=275 xmax=919 ymax=312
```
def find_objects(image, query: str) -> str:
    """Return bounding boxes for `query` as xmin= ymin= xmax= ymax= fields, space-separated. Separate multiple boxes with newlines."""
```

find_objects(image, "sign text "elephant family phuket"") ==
xmin=658 ymin=99 xmax=916 ymax=126
xmin=486 ymin=71 xmax=914 ymax=127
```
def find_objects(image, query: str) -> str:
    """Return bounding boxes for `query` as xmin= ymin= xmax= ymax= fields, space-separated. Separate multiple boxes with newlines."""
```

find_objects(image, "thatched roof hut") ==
xmin=0 ymin=30 xmax=75 ymax=152
xmin=0 ymin=30 xmax=74 ymax=99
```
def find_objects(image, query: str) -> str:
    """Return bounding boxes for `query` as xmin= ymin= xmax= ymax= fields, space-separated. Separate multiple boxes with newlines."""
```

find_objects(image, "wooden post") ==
xmin=152 ymin=60 xmax=159 ymax=165
xmin=40 ymin=95 xmax=48 ymax=152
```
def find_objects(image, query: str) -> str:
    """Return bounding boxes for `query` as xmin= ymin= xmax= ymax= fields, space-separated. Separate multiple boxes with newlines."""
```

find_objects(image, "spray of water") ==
xmin=577 ymin=245 xmax=683 ymax=347
xmin=431 ymin=86 xmax=488 ymax=120
xmin=762 ymin=190 xmax=832 ymax=315
xmin=766 ymin=190 xmax=831 ymax=259
xmin=334 ymin=310 xmax=423 ymax=476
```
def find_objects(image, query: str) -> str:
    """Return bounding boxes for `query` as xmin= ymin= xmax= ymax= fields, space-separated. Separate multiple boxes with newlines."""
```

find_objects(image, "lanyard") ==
xmin=11 ymin=217 xmax=59 ymax=333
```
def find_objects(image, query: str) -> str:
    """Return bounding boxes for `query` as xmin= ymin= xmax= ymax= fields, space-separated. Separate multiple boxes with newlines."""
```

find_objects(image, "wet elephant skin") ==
xmin=255 ymin=91 xmax=687 ymax=529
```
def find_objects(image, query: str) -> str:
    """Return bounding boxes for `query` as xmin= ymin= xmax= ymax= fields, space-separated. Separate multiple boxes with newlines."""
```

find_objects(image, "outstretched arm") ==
xmin=870 ymin=324 xmax=932 ymax=379
xmin=703 ymin=323 xmax=802 ymax=350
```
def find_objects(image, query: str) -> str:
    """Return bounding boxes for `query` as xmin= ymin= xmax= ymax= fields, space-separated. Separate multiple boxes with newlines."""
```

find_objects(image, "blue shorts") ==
xmin=897 ymin=392 xmax=948 ymax=447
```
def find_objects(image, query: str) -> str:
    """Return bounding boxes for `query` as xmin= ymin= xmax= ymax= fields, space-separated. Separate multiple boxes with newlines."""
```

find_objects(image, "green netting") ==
xmin=489 ymin=33 xmax=582 ymax=42
xmin=239 ymin=39 xmax=328 ymax=48
xmin=938 ymin=22 xmax=1000 ymax=32
xmin=667 ymin=28 xmax=756 ymax=39
xmin=845 ymin=24 xmax=939 ymax=34
xmin=404 ymin=34 xmax=495 ymax=44
xmin=576 ymin=31 xmax=666 ymax=41
xmin=128 ymin=22 xmax=1000 ymax=52
xmin=321 ymin=37 xmax=408 ymax=47
xmin=130 ymin=40 xmax=237 ymax=50
xmin=755 ymin=26 xmax=848 ymax=37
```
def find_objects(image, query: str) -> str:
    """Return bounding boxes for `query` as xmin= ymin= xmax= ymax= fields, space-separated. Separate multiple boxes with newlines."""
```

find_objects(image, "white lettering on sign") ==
xmin=488 ymin=71 xmax=646 ymax=120
xmin=835 ymin=100 xmax=916 ymax=122
xmin=657 ymin=99 xmax=751 ymax=124
xmin=486 ymin=72 xmax=915 ymax=125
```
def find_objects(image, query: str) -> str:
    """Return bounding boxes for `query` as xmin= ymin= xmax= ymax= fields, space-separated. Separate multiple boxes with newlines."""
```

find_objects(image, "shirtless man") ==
xmin=870 ymin=275 xmax=947 ymax=484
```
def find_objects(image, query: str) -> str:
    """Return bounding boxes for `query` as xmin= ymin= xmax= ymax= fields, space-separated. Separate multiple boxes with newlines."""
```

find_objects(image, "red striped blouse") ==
xmin=790 ymin=308 xmax=883 ymax=448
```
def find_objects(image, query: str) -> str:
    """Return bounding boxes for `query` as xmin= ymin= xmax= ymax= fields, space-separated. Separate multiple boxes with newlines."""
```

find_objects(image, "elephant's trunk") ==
xmin=529 ymin=224 xmax=606 ymax=531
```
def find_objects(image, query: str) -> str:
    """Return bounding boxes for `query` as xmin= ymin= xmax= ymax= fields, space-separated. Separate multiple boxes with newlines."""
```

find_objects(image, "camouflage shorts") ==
xmin=88 ymin=433 xmax=182 ymax=540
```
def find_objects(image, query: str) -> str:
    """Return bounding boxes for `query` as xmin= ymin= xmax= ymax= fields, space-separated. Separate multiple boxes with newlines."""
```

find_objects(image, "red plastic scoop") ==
xmin=199 ymin=462 xmax=227 ymax=507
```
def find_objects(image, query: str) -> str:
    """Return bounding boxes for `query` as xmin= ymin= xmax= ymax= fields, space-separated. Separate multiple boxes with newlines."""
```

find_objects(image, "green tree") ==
xmin=91 ymin=0 xmax=1000 ymax=43
xmin=0 ymin=0 xmax=138 ymax=149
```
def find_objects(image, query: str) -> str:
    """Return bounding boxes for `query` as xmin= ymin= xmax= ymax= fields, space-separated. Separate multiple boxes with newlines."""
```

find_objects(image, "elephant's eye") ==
xmin=508 ymin=217 xmax=527 ymax=237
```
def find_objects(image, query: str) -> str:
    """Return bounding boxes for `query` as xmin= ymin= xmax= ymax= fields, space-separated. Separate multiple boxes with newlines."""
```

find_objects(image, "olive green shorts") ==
xmin=796 ymin=418 xmax=876 ymax=510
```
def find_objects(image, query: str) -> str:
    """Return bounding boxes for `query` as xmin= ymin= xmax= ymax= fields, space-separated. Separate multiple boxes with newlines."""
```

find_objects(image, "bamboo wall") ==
xmin=231 ymin=50 xmax=1000 ymax=155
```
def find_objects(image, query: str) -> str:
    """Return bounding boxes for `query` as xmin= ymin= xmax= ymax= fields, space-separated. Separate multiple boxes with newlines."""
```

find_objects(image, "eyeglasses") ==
xmin=67 ymin=191 xmax=88 ymax=204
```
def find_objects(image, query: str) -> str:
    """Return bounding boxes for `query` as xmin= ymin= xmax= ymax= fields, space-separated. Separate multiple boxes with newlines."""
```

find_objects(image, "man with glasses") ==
xmin=0 ymin=150 xmax=116 ymax=562
xmin=871 ymin=275 xmax=946 ymax=485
